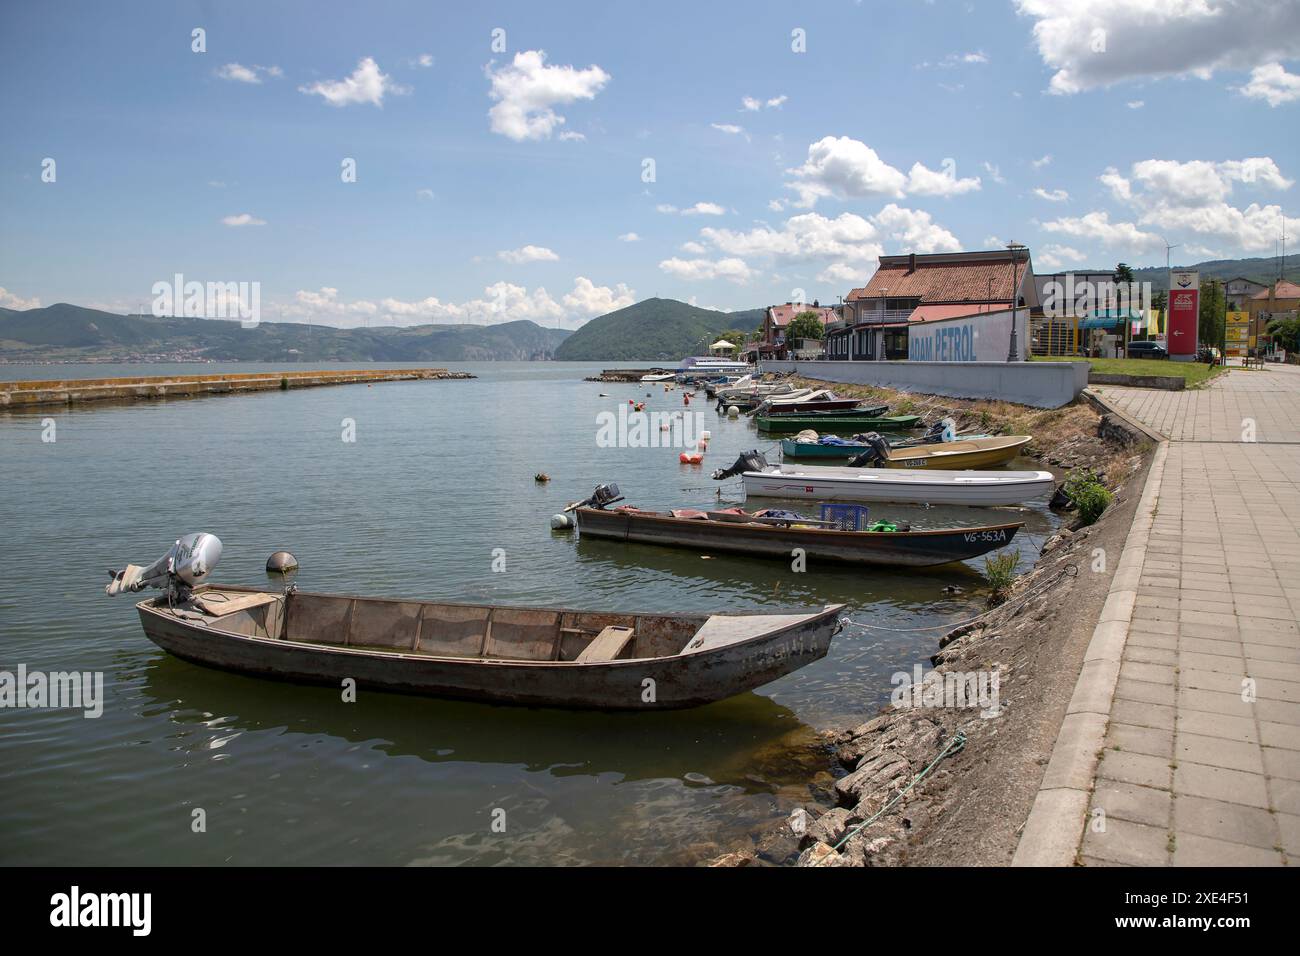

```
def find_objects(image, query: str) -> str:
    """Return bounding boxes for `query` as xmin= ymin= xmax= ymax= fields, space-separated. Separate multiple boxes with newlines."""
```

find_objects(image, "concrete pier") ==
xmin=0 ymin=368 xmax=473 ymax=409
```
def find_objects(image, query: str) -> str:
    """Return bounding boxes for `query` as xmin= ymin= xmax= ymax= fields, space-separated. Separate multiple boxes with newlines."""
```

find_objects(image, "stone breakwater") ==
xmin=584 ymin=368 xmax=669 ymax=383
xmin=0 ymin=368 xmax=474 ymax=409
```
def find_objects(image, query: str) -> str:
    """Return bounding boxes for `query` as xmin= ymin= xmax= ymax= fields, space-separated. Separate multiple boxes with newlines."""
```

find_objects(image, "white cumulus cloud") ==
xmin=299 ymin=57 xmax=409 ymax=107
xmin=0 ymin=287 xmax=41 ymax=310
xmin=785 ymin=136 xmax=980 ymax=207
xmin=288 ymin=277 xmax=632 ymax=330
xmin=221 ymin=213 xmax=266 ymax=227
xmin=485 ymin=50 xmax=609 ymax=141
xmin=1237 ymin=62 xmax=1300 ymax=107
xmin=216 ymin=63 xmax=282 ymax=84
xmin=1015 ymin=0 xmax=1300 ymax=95
xmin=658 ymin=257 xmax=754 ymax=284
xmin=498 ymin=244 xmax=559 ymax=264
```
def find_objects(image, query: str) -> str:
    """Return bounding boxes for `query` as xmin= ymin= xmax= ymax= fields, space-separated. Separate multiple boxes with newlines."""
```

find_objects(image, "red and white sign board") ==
xmin=1167 ymin=271 xmax=1199 ymax=359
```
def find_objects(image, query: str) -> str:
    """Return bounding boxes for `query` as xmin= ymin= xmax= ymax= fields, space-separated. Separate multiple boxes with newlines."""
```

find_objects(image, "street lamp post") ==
xmin=1006 ymin=241 xmax=1026 ymax=362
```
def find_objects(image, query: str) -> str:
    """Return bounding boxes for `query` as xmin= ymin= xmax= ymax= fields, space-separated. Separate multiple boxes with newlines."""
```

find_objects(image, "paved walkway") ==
xmin=1078 ymin=365 xmax=1300 ymax=865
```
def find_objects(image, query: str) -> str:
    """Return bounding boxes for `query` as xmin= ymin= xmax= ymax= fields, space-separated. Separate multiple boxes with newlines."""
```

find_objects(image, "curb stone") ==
xmin=1012 ymin=392 xmax=1169 ymax=867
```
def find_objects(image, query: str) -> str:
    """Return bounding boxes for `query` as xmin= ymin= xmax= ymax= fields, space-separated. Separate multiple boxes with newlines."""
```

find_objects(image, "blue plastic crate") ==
xmin=819 ymin=503 xmax=870 ymax=531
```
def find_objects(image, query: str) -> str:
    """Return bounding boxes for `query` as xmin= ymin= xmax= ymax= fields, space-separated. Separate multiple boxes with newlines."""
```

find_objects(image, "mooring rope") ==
xmin=839 ymin=563 xmax=1078 ymax=633
xmin=813 ymin=728 xmax=968 ymax=865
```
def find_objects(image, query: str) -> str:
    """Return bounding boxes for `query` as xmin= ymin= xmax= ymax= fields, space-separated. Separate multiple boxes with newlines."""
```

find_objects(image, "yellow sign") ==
xmin=1226 ymin=311 xmax=1250 ymax=356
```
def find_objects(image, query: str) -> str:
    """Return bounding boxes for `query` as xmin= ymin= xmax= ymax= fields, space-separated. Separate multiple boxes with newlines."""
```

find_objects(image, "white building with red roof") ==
xmin=743 ymin=301 xmax=838 ymax=360
xmin=826 ymin=249 xmax=1037 ymax=360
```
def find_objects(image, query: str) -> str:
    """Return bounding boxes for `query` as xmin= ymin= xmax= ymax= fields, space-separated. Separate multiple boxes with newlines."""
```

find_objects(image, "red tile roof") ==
xmin=910 ymin=303 xmax=1010 ymax=323
xmin=767 ymin=303 xmax=837 ymax=326
xmin=848 ymin=258 xmax=1020 ymax=303
xmin=1251 ymin=280 xmax=1300 ymax=300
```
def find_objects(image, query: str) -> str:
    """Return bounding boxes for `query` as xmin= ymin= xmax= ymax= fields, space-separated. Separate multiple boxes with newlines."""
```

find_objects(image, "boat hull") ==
xmin=135 ymin=593 xmax=841 ymax=710
xmin=577 ymin=508 xmax=1022 ymax=567
xmin=781 ymin=434 xmax=997 ymax=459
xmin=760 ymin=399 xmax=874 ymax=415
xmin=756 ymin=414 xmax=922 ymax=433
xmin=880 ymin=436 xmax=1030 ymax=469
xmin=741 ymin=465 xmax=1055 ymax=506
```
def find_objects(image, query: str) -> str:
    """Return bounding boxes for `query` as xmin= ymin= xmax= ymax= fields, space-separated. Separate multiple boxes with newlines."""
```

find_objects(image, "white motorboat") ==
xmin=713 ymin=453 xmax=1054 ymax=507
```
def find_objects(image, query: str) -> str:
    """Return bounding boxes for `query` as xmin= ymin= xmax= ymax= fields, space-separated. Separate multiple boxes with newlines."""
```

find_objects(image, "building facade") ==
xmin=824 ymin=250 xmax=1036 ymax=360
xmin=744 ymin=302 xmax=836 ymax=361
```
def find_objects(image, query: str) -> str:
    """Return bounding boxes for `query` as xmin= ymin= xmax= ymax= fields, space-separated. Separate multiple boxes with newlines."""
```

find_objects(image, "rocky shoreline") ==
xmin=707 ymin=380 xmax=1156 ymax=867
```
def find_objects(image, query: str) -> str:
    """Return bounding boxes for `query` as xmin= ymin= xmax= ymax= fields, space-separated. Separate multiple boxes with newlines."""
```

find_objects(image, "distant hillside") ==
xmin=1128 ymin=256 xmax=1299 ymax=290
xmin=555 ymin=298 xmax=764 ymax=361
xmin=0 ymin=304 xmax=570 ymax=363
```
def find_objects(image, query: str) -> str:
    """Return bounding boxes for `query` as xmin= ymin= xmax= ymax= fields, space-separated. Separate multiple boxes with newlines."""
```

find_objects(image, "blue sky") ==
xmin=1 ymin=0 xmax=1297 ymax=327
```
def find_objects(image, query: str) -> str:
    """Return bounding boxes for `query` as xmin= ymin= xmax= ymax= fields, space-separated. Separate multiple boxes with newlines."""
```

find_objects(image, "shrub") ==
xmin=1064 ymin=470 xmax=1112 ymax=525
xmin=984 ymin=550 xmax=1020 ymax=606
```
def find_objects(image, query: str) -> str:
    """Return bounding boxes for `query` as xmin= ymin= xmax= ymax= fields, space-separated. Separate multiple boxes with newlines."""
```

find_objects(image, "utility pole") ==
xmin=1006 ymin=241 xmax=1026 ymax=361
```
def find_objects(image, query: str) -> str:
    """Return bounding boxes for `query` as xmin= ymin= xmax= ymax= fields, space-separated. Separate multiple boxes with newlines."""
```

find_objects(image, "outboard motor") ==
xmin=573 ymin=483 xmax=624 ymax=510
xmin=711 ymin=449 xmax=770 ymax=480
xmin=105 ymin=532 xmax=223 ymax=603
xmin=846 ymin=432 xmax=892 ymax=468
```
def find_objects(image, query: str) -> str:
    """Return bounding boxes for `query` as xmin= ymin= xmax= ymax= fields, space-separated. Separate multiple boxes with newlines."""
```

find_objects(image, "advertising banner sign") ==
xmin=1168 ymin=271 xmax=1199 ymax=360
xmin=1226 ymin=310 xmax=1250 ymax=357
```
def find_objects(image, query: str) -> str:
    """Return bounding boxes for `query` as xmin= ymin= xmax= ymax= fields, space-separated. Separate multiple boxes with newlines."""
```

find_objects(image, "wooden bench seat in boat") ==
xmin=231 ymin=590 xmax=701 ymax=663
xmin=575 ymin=625 xmax=635 ymax=663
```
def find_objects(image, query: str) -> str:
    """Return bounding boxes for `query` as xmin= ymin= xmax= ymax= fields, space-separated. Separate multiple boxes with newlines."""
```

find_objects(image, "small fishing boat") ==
xmin=575 ymin=502 xmax=1023 ymax=568
xmin=713 ymin=452 xmax=1054 ymax=506
xmin=107 ymin=533 xmax=843 ymax=710
xmin=756 ymin=412 xmax=922 ymax=433
xmin=783 ymin=433 xmax=1032 ymax=468
xmin=640 ymin=372 xmax=675 ymax=382
xmin=760 ymin=400 xmax=886 ymax=417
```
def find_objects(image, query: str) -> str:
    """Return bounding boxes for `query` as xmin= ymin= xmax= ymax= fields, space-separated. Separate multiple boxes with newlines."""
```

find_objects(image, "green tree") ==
xmin=717 ymin=329 xmax=747 ymax=349
xmin=1198 ymin=278 xmax=1225 ymax=348
xmin=1268 ymin=316 xmax=1300 ymax=353
xmin=1114 ymin=262 xmax=1135 ymax=285
xmin=787 ymin=310 xmax=825 ymax=342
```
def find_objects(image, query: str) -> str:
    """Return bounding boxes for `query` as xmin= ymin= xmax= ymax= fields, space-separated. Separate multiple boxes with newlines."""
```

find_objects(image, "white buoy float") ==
xmin=266 ymin=550 xmax=298 ymax=573
xmin=550 ymin=513 xmax=573 ymax=530
xmin=727 ymin=405 xmax=740 ymax=418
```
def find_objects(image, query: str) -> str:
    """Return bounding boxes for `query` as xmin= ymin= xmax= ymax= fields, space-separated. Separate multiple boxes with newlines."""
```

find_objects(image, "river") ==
xmin=0 ymin=361 xmax=1058 ymax=865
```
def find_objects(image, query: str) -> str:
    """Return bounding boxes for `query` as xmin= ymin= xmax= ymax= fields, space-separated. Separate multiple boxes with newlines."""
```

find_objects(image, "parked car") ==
xmin=1127 ymin=340 xmax=1169 ymax=360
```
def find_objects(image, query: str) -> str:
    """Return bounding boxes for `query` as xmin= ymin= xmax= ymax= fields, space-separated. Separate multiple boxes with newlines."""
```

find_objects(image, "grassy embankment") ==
xmin=1075 ymin=357 xmax=1226 ymax=387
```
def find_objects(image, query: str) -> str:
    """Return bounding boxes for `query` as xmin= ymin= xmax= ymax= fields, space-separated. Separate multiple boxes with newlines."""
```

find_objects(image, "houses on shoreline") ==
xmin=740 ymin=246 xmax=1299 ymax=363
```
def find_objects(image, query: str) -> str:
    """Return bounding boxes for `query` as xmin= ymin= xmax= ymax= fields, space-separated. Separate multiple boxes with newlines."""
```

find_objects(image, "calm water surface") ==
xmin=0 ymin=362 xmax=1057 ymax=865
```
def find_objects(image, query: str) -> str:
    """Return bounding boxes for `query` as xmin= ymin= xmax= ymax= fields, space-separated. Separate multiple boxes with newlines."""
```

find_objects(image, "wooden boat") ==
xmin=756 ymin=412 xmax=922 ymax=433
xmin=782 ymin=434 xmax=1032 ymax=468
xmin=758 ymin=399 xmax=883 ymax=416
xmin=736 ymin=463 xmax=1055 ymax=506
xmin=782 ymin=433 xmax=987 ymax=460
xmin=576 ymin=506 xmax=1023 ymax=568
xmin=133 ymin=585 xmax=843 ymax=710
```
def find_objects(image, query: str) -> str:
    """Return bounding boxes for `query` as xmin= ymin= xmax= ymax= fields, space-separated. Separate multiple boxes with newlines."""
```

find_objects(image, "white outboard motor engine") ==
xmin=105 ymin=533 xmax=223 ymax=603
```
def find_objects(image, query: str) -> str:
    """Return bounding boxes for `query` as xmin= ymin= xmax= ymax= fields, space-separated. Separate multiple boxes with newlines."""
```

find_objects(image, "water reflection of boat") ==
xmin=135 ymin=653 xmax=822 ymax=790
